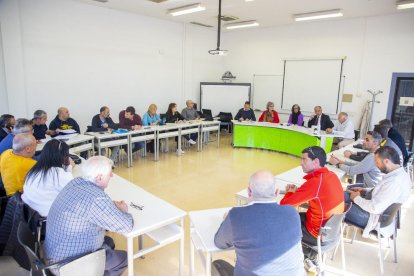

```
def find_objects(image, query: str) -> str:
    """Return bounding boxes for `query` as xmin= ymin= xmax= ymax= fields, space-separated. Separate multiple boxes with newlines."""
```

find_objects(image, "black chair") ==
xmin=17 ymin=221 xmax=105 ymax=276
xmin=22 ymin=203 xmax=46 ymax=245
xmin=345 ymin=203 xmax=402 ymax=276
xmin=302 ymin=203 xmax=352 ymax=275
xmin=218 ymin=112 xmax=233 ymax=133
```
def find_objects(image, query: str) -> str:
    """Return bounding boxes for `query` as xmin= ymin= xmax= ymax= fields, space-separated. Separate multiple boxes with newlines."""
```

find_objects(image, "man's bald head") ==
xmin=248 ymin=170 xmax=277 ymax=200
xmin=57 ymin=107 xmax=70 ymax=120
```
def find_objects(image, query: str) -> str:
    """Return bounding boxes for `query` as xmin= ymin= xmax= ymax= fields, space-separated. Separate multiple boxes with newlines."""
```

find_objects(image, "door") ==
xmin=388 ymin=74 xmax=414 ymax=152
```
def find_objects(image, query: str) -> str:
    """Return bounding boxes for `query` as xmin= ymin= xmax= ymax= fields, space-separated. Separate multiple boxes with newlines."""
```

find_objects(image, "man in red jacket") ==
xmin=280 ymin=146 xmax=344 ymax=265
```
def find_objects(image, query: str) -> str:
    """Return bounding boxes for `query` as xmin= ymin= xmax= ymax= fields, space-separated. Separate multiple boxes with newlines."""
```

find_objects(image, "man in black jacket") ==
xmin=379 ymin=119 xmax=409 ymax=164
xmin=90 ymin=106 xmax=120 ymax=163
xmin=307 ymin=106 xmax=334 ymax=131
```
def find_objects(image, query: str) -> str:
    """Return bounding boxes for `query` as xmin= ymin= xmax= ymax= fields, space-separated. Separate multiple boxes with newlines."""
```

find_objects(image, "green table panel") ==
xmin=233 ymin=124 xmax=333 ymax=157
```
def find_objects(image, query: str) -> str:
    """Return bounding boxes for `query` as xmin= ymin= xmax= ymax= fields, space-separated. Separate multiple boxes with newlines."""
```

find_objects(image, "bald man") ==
xmin=49 ymin=107 xmax=81 ymax=137
xmin=214 ymin=171 xmax=304 ymax=276
xmin=0 ymin=133 xmax=37 ymax=196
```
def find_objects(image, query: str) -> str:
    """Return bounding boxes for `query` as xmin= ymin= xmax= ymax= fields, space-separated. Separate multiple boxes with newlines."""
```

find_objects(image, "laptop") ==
xmin=202 ymin=109 xmax=214 ymax=121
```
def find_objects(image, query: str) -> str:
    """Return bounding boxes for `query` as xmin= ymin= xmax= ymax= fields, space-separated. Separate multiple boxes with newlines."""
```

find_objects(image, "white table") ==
xmin=188 ymin=208 xmax=231 ymax=276
xmin=129 ymin=127 xmax=157 ymax=163
xmin=36 ymin=134 xmax=94 ymax=156
xmin=86 ymin=131 xmax=131 ymax=167
xmin=106 ymin=174 xmax=186 ymax=276
xmin=200 ymin=120 xmax=221 ymax=150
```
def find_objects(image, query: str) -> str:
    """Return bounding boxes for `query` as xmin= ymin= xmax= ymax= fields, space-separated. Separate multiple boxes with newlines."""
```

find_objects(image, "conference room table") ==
xmin=86 ymin=131 xmax=132 ymax=167
xmin=36 ymin=134 xmax=94 ymax=156
xmin=199 ymin=120 xmax=221 ymax=150
xmin=232 ymin=121 xmax=342 ymax=156
xmin=105 ymin=174 xmax=186 ymax=276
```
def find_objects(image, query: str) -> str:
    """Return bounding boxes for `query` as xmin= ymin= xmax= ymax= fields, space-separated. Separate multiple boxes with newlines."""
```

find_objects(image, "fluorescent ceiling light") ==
xmin=168 ymin=3 xmax=206 ymax=16
xmin=396 ymin=0 xmax=414 ymax=9
xmin=225 ymin=20 xmax=259 ymax=30
xmin=294 ymin=9 xmax=343 ymax=22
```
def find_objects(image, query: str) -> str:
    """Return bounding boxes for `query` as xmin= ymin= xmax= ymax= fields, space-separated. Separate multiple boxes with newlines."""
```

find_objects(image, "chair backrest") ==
xmin=218 ymin=112 xmax=233 ymax=122
xmin=58 ymin=248 xmax=106 ymax=276
xmin=379 ymin=203 xmax=402 ymax=228
xmin=320 ymin=203 xmax=352 ymax=243
xmin=17 ymin=221 xmax=44 ymax=276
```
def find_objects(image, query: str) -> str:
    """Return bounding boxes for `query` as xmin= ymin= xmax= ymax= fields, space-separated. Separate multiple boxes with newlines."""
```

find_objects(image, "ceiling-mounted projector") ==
xmin=208 ymin=49 xmax=228 ymax=56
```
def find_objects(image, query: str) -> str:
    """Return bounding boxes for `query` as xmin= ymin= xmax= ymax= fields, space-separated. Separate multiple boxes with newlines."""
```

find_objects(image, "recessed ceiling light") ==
xmin=225 ymin=20 xmax=259 ymax=30
xmin=168 ymin=3 xmax=206 ymax=16
xmin=294 ymin=9 xmax=343 ymax=22
xmin=396 ymin=0 xmax=414 ymax=9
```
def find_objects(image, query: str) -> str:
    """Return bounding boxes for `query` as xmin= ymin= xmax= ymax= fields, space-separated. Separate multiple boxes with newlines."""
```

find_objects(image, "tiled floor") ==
xmin=109 ymin=133 xmax=414 ymax=276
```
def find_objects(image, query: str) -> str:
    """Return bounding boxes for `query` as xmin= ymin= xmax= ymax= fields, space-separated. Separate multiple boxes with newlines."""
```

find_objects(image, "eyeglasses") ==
xmin=130 ymin=202 xmax=144 ymax=211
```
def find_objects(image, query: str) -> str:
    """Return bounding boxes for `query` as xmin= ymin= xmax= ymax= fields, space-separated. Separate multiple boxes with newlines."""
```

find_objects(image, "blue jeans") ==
xmin=344 ymin=191 xmax=369 ymax=228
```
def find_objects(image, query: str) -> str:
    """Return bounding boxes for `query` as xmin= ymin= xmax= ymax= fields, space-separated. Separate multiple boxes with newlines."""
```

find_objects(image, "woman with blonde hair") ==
xmin=142 ymin=104 xmax=160 ymax=126
xmin=258 ymin=101 xmax=280 ymax=123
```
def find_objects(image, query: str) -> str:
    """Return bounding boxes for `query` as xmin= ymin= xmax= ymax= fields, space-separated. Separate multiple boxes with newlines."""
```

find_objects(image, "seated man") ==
xmin=344 ymin=146 xmax=411 ymax=238
xmin=0 ymin=118 xmax=33 ymax=155
xmin=44 ymin=156 xmax=134 ymax=276
xmin=379 ymin=119 xmax=409 ymax=164
xmin=215 ymin=171 xmax=305 ymax=276
xmin=0 ymin=114 xmax=15 ymax=142
xmin=32 ymin=110 xmax=52 ymax=140
xmin=307 ymin=106 xmax=334 ymax=131
xmin=180 ymin=100 xmax=198 ymax=145
xmin=91 ymin=106 xmax=120 ymax=163
xmin=326 ymin=112 xmax=355 ymax=149
xmin=235 ymin=101 xmax=256 ymax=122
xmin=0 ymin=133 xmax=37 ymax=196
xmin=119 ymin=106 xmax=144 ymax=152
xmin=330 ymin=132 xmax=382 ymax=188
xmin=374 ymin=124 xmax=403 ymax=165
xmin=49 ymin=107 xmax=81 ymax=137
xmin=280 ymin=146 xmax=344 ymax=268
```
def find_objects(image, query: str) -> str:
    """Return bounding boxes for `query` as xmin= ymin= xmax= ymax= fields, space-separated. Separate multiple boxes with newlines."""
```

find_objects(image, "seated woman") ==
xmin=22 ymin=139 xmax=74 ymax=217
xmin=288 ymin=104 xmax=304 ymax=126
xmin=142 ymin=104 xmax=161 ymax=153
xmin=258 ymin=101 xmax=280 ymax=123
xmin=165 ymin=103 xmax=186 ymax=155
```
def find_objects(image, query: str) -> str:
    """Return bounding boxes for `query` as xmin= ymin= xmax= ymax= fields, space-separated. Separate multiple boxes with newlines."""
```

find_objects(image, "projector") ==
xmin=208 ymin=49 xmax=228 ymax=56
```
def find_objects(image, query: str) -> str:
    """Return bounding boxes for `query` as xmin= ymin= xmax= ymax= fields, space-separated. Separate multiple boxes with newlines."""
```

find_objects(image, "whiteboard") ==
xmin=281 ymin=59 xmax=344 ymax=115
xmin=252 ymin=75 xmax=283 ymax=112
xmin=200 ymin=82 xmax=251 ymax=117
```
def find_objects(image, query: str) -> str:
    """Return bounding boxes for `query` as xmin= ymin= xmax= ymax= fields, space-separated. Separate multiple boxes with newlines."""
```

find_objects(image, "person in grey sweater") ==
xmin=214 ymin=171 xmax=305 ymax=276
xmin=181 ymin=100 xmax=198 ymax=144
xmin=330 ymin=132 xmax=382 ymax=188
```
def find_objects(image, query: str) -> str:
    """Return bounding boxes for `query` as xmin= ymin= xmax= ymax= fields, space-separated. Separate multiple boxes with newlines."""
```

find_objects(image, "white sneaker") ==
xmin=188 ymin=139 xmax=197 ymax=145
xmin=176 ymin=149 xmax=185 ymax=155
xmin=304 ymin=258 xmax=317 ymax=273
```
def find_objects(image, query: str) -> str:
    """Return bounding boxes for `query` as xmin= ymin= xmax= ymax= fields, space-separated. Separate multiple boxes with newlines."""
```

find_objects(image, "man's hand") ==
xmin=114 ymin=200 xmax=128 ymax=212
xmin=343 ymin=150 xmax=354 ymax=158
xmin=349 ymin=187 xmax=364 ymax=192
xmin=326 ymin=128 xmax=333 ymax=134
xmin=285 ymin=184 xmax=298 ymax=193
xmin=55 ymin=128 xmax=62 ymax=134
xmin=239 ymin=117 xmax=244 ymax=122
xmin=102 ymin=123 xmax=109 ymax=128
xmin=309 ymin=114 xmax=315 ymax=120
xmin=132 ymin=125 xmax=142 ymax=130
xmin=348 ymin=190 xmax=361 ymax=200
xmin=329 ymin=155 xmax=341 ymax=165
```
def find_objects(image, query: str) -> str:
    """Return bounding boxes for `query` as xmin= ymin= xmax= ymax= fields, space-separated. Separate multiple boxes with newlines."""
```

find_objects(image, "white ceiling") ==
xmin=76 ymin=0 xmax=410 ymax=30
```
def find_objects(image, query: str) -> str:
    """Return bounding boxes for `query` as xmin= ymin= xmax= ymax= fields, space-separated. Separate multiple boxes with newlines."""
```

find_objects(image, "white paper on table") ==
xmin=59 ymin=129 xmax=77 ymax=134
xmin=40 ymin=138 xmax=52 ymax=143
xmin=54 ymin=133 xmax=78 ymax=140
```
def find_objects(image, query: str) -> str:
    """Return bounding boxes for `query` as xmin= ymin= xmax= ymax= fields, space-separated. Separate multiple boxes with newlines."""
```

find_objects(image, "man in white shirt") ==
xmin=344 ymin=146 xmax=411 ymax=238
xmin=326 ymin=112 xmax=355 ymax=149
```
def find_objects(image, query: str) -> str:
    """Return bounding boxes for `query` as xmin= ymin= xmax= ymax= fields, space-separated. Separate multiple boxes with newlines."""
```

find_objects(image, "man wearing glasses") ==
xmin=329 ymin=132 xmax=382 ymax=188
xmin=280 ymin=146 xmax=344 ymax=270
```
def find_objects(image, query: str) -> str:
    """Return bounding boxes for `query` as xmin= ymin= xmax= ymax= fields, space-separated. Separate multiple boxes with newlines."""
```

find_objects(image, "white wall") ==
xmin=222 ymin=12 xmax=414 ymax=129
xmin=0 ymin=0 xmax=223 ymax=131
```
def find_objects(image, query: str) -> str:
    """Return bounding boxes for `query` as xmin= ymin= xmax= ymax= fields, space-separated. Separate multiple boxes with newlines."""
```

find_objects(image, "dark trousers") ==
xmin=103 ymin=236 xmax=128 ymax=276
xmin=344 ymin=192 xmax=369 ymax=228
xmin=299 ymin=213 xmax=319 ymax=260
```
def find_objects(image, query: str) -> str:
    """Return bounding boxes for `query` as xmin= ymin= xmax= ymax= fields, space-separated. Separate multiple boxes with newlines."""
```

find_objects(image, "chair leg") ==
xmin=378 ymin=227 xmax=384 ymax=276
xmin=393 ymin=231 xmax=398 ymax=263
xmin=351 ymin=226 xmax=357 ymax=244
xmin=340 ymin=224 xmax=346 ymax=273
